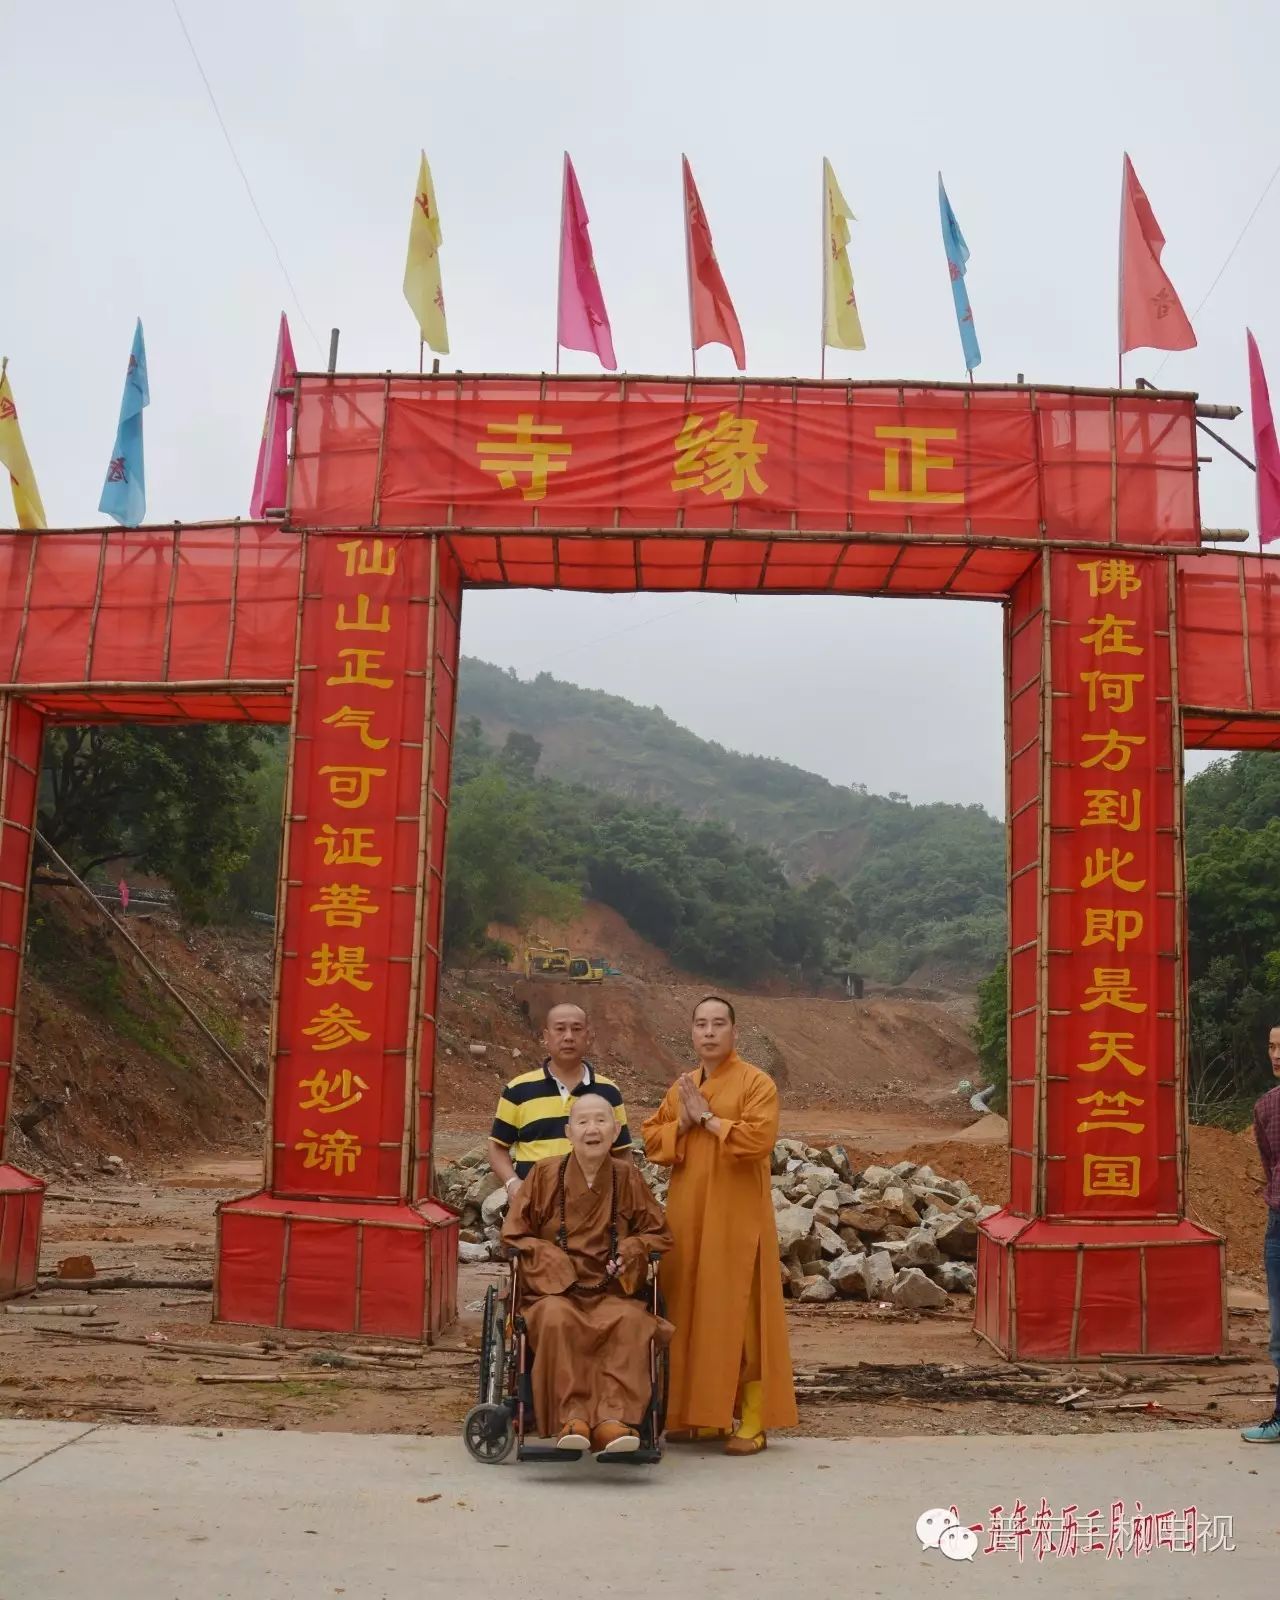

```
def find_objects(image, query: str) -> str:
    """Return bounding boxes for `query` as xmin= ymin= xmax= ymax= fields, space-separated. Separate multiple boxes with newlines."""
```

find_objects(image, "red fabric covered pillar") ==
xmin=0 ymin=699 xmax=46 ymax=1299
xmin=977 ymin=551 xmax=1224 ymax=1359
xmin=215 ymin=534 xmax=461 ymax=1339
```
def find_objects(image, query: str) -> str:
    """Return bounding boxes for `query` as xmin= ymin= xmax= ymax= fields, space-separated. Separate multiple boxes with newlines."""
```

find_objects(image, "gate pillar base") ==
xmin=975 ymin=1211 xmax=1225 ymax=1361
xmin=213 ymin=1191 xmax=459 ymax=1342
xmin=0 ymin=1164 xmax=44 ymax=1300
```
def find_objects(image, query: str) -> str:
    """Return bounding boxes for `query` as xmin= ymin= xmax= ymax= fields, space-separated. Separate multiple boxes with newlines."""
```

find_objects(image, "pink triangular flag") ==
xmin=117 ymin=878 xmax=129 ymax=912
xmin=249 ymin=313 xmax=298 ymax=518
xmin=1248 ymin=330 xmax=1280 ymax=547
xmin=557 ymin=154 xmax=617 ymax=371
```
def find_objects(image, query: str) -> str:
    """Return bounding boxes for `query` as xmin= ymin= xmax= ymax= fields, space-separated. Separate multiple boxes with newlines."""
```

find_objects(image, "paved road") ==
xmin=0 ymin=1421 xmax=1274 ymax=1598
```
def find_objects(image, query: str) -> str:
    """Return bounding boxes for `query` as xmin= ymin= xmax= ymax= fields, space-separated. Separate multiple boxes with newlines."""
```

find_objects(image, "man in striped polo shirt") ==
xmin=488 ymin=1002 xmax=631 ymax=1199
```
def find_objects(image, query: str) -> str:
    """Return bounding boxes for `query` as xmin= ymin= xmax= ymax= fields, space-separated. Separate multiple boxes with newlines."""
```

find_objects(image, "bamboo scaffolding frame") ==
xmin=1166 ymin=561 xmax=1189 ymax=1218
xmin=299 ymin=369 xmax=1203 ymax=400
xmin=262 ymin=532 xmax=310 ymax=1191
xmin=1034 ymin=554 xmax=1053 ymax=1218
xmin=0 ymin=699 xmax=16 ymax=1147
xmin=401 ymin=537 xmax=438 ymax=1201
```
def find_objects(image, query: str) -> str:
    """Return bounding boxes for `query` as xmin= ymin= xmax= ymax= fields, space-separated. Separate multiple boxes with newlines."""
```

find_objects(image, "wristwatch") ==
xmin=699 ymin=1110 xmax=715 ymax=1128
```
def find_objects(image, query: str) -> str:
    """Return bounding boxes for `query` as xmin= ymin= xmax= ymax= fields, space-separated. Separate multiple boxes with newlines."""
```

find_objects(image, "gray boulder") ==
xmin=775 ymin=1205 xmax=815 ymax=1253
xmin=892 ymin=1267 xmax=949 ymax=1310
xmin=828 ymin=1253 xmax=869 ymax=1299
xmin=880 ymin=1186 xmax=922 ymax=1228
xmin=814 ymin=1223 xmax=846 ymax=1259
xmin=458 ymin=1241 xmax=492 ymax=1264
xmin=900 ymin=1226 xmax=943 ymax=1268
xmin=799 ymin=1276 xmax=837 ymax=1302
xmin=935 ymin=1261 xmax=977 ymax=1294
xmin=934 ymin=1213 xmax=980 ymax=1260
xmin=860 ymin=1164 xmax=894 ymax=1190
xmin=864 ymin=1250 xmax=896 ymax=1301
xmin=480 ymin=1187 xmax=509 ymax=1227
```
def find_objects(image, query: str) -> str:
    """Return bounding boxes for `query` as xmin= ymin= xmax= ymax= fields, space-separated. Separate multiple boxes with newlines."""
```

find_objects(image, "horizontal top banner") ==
xmin=289 ymin=376 xmax=1200 ymax=548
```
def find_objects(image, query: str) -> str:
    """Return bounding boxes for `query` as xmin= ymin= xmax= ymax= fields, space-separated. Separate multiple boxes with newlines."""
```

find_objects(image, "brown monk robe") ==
xmin=642 ymin=996 xmax=797 ymax=1454
xmin=501 ymin=1093 xmax=672 ymax=1455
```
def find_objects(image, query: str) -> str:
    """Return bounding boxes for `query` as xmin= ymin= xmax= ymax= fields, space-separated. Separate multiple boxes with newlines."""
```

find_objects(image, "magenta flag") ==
xmin=117 ymin=878 xmax=129 ymax=912
xmin=249 ymin=313 xmax=298 ymax=518
xmin=1248 ymin=329 xmax=1280 ymax=547
xmin=557 ymin=154 xmax=617 ymax=370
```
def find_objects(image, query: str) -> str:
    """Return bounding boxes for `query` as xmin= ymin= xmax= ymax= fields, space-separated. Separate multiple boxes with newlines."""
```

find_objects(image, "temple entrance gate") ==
xmin=0 ymin=371 xmax=1274 ymax=1356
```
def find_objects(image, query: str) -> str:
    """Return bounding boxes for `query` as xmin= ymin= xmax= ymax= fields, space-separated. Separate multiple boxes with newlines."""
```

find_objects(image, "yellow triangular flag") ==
xmin=0 ymin=365 xmax=46 ymax=529
xmin=403 ymin=151 xmax=449 ymax=354
xmin=823 ymin=158 xmax=866 ymax=353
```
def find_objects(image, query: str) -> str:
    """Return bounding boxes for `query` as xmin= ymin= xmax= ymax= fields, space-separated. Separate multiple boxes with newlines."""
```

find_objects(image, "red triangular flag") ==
xmin=1119 ymin=154 xmax=1196 ymax=356
xmin=1248 ymin=329 xmax=1280 ymax=547
xmin=117 ymin=878 xmax=129 ymax=913
xmin=681 ymin=156 xmax=745 ymax=370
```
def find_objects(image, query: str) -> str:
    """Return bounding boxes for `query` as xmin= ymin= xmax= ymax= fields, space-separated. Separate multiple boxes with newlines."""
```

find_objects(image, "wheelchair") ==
xmin=462 ymin=1249 xmax=668 ymax=1466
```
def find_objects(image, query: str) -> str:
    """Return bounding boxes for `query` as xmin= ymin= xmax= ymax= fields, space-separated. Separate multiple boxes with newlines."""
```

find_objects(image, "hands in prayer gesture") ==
xmin=676 ymin=1071 xmax=712 ymax=1133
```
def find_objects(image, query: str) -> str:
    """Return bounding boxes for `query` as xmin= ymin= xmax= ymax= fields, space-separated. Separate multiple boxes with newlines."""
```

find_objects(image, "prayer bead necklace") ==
xmin=554 ymin=1153 xmax=619 ymax=1293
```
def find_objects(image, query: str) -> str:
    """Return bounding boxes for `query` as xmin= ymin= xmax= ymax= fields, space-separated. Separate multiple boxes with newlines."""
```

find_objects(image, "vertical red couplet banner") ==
xmin=272 ymin=534 xmax=432 ymax=1201
xmin=1045 ymin=552 xmax=1180 ymax=1218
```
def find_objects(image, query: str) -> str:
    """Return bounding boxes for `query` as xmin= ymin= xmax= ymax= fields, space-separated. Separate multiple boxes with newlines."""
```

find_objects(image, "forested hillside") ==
xmin=456 ymin=658 xmax=1005 ymax=982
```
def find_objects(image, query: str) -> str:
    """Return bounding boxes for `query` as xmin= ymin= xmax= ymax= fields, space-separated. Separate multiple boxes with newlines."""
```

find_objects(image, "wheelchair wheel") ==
xmin=477 ymin=1284 xmax=507 ymax=1405
xmin=463 ymin=1402 xmax=515 ymax=1464
xmin=654 ymin=1346 xmax=669 ymax=1437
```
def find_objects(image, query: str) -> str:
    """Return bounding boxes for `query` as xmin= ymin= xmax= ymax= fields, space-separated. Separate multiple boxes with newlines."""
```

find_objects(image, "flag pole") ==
xmin=556 ymin=152 xmax=568 ymax=377
xmin=820 ymin=159 xmax=827 ymax=380
xmin=682 ymin=154 xmax=697 ymax=379
xmin=1117 ymin=155 xmax=1125 ymax=391
xmin=418 ymin=340 xmax=424 ymax=376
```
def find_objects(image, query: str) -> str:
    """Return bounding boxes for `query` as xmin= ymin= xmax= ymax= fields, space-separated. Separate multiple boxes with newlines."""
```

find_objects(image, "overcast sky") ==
xmin=2 ymin=1 xmax=1274 ymax=812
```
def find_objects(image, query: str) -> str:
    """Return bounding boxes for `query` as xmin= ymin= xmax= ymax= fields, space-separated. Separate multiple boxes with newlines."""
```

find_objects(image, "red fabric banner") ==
xmin=314 ymin=379 xmax=1203 ymax=547
xmin=1045 ymin=552 xmax=1179 ymax=1218
xmin=271 ymin=535 xmax=434 ymax=1201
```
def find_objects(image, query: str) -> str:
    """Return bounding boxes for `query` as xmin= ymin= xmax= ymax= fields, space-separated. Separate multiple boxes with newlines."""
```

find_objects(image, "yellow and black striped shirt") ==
xmin=489 ymin=1061 xmax=630 ymax=1177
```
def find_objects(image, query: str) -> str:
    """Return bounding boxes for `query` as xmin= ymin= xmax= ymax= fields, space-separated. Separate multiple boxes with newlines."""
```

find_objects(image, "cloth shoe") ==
xmin=725 ymin=1379 xmax=767 ymax=1455
xmin=591 ymin=1420 xmax=640 ymax=1455
xmin=556 ymin=1419 xmax=591 ymax=1451
xmin=1241 ymin=1416 xmax=1280 ymax=1443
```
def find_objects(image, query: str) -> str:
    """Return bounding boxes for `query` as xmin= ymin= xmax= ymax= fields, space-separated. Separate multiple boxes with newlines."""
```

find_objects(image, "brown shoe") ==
xmin=556 ymin=1418 xmax=591 ymax=1451
xmin=724 ymin=1431 xmax=767 ymax=1456
xmin=591 ymin=1419 xmax=640 ymax=1455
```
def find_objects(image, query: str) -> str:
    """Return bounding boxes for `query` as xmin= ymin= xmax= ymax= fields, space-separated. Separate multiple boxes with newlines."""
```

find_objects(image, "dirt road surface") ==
xmin=3 ymin=1136 xmax=1275 ymax=1445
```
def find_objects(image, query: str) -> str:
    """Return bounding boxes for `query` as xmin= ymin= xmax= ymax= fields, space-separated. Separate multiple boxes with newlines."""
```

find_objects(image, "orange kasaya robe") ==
xmin=642 ymin=1052 xmax=797 ymax=1434
xmin=501 ymin=1153 xmax=673 ymax=1433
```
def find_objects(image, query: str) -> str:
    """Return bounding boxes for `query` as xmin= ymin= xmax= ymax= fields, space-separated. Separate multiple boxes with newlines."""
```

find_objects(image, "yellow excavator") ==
xmin=522 ymin=939 xmax=604 ymax=982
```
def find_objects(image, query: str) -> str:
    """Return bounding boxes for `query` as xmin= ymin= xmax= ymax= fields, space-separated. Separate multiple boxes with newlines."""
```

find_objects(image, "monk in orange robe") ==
xmin=502 ymin=1093 xmax=672 ymax=1455
xmin=642 ymin=995 xmax=796 ymax=1456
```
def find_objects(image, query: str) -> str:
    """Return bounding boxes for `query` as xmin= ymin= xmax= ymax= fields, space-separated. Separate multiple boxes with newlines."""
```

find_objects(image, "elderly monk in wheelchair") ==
xmin=501 ymin=1093 xmax=673 ymax=1455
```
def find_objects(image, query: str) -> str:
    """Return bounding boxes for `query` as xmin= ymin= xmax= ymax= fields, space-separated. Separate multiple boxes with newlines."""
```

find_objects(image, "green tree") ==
xmin=972 ymin=958 xmax=1008 ymax=1112
xmin=39 ymin=725 xmax=272 ymax=922
xmin=443 ymin=764 xmax=578 ymax=961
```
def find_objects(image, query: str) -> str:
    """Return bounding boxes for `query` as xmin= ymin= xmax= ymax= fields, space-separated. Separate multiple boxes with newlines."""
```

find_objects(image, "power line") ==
xmin=539 ymin=596 xmax=717 ymax=667
xmin=1153 ymin=155 xmax=1280 ymax=380
xmin=169 ymin=1 xmax=324 ymax=356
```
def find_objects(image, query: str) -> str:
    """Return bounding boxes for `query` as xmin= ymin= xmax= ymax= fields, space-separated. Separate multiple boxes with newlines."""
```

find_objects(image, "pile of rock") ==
xmin=435 ymin=1137 xmax=998 ymax=1312
xmin=766 ymin=1138 xmax=998 ymax=1309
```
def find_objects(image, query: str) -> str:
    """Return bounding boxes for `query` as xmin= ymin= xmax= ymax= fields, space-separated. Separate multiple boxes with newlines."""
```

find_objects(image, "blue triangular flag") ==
xmin=938 ymin=176 xmax=981 ymax=375
xmin=99 ymin=319 xmax=149 ymax=527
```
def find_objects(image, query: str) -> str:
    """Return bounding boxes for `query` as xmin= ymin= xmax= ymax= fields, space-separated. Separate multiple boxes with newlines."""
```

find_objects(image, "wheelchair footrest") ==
xmin=517 ymin=1444 xmax=587 ymax=1463
xmin=598 ymin=1447 xmax=662 ymax=1466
